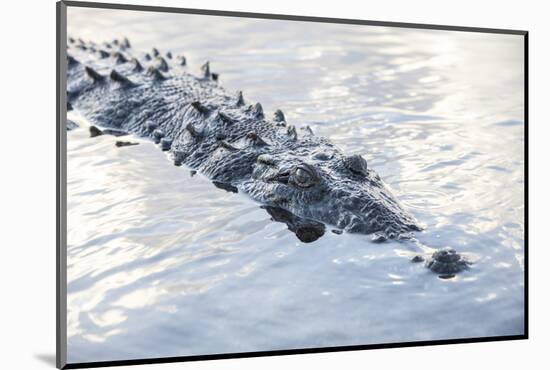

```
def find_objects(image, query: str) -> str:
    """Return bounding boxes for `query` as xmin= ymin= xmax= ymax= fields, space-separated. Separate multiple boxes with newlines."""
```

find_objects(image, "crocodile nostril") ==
xmin=345 ymin=154 xmax=368 ymax=176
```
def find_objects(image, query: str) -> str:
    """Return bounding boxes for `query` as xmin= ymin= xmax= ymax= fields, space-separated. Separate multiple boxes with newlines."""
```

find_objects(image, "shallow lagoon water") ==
xmin=67 ymin=8 xmax=525 ymax=363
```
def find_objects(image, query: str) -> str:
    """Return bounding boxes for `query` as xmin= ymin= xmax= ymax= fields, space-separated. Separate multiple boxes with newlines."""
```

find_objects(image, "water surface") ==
xmin=67 ymin=8 xmax=525 ymax=363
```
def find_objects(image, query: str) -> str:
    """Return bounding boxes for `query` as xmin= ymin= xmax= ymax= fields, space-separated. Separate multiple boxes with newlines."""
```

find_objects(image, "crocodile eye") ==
xmin=295 ymin=168 xmax=310 ymax=184
xmin=291 ymin=164 xmax=321 ymax=188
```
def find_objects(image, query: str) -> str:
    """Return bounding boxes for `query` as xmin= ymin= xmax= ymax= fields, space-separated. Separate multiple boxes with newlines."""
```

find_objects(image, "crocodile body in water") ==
xmin=66 ymin=37 xmax=426 ymax=243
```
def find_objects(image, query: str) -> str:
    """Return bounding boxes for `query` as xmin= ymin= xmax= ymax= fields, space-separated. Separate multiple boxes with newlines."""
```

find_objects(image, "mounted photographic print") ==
xmin=56 ymin=1 xmax=528 ymax=368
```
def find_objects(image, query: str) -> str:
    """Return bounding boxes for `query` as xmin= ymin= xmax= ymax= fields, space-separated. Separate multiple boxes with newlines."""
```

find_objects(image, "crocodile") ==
xmin=66 ymin=37 xmax=425 ymax=243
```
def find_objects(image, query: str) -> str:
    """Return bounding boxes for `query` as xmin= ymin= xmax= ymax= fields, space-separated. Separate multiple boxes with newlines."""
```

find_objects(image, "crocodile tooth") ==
xmin=152 ymin=47 xmax=160 ymax=57
xmin=123 ymin=37 xmax=131 ymax=48
xmin=98 ymin=50 xmax=109 ymax=58
xmin=166 ymin=51 xmax=172 ymax=59
xmin=144 ymin=53 xmax=152 ymax=61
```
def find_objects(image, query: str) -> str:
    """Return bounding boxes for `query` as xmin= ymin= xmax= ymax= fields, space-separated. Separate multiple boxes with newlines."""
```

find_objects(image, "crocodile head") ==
xmin=242 ymin=147 xmax=421 ymax=237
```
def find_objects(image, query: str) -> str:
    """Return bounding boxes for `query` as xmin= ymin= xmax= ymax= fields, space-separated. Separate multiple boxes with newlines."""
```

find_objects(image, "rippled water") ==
xmin=66 ymin=7 xmax=525 ymax=363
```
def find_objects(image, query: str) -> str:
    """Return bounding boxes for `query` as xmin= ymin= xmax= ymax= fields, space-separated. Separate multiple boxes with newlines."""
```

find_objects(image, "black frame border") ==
xmin=56 ymin=1 xmax=529 ymax=369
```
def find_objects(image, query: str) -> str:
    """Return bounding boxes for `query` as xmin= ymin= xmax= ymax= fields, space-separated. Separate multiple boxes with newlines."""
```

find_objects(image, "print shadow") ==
xmin=33 ymin=353 xmax=56 ymax=366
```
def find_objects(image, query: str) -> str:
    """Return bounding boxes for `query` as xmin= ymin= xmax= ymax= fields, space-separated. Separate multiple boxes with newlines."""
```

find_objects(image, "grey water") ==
xmin=66 ymin=8 xmax=525 ymax=363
